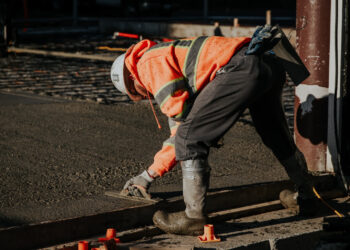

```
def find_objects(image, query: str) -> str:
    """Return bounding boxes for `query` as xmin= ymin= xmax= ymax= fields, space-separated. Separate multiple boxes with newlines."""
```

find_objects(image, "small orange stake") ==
xmin=106 ymin=228 xmax=116 ymax=239
xmin=98 ymin=228 xmax=121 ymax=243
xmin=78 ymin=241 xmax=89 ymax=250
xmin=198 ymin=224 xmax=221 ymax=243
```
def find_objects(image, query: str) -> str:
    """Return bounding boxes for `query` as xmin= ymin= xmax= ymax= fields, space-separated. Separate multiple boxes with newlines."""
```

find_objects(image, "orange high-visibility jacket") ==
xmin=125 ymin=36 xmax=251 ymax=176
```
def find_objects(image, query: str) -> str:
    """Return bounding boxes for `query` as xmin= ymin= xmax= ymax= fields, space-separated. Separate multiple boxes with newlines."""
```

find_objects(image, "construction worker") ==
xmin=111 ymin=25 xmax=317 ymax=235
xmin=213 ymin=21 xmax=223 ymax=36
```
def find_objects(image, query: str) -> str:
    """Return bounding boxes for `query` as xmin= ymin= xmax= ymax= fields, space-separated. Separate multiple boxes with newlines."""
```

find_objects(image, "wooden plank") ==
xmin=118 ymin=200 xmax=283 ymax=243
xmin=206 ymin=180 xmax=292 ymax=212
xmin=7 ymin=47 xmax=118 ymax=62
xmin=0 ymin=204 xmax=156 ymax=250
xmin=209 ymin=200 xmax=282 ymax=223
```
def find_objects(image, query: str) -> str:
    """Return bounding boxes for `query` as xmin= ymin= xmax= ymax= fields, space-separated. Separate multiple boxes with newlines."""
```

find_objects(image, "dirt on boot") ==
xmin=153 ymin=210 xmax=206 ymax=236
xmin=280 ymin=189 xmax=298 ymax=209
xmin=279 ymin=189 xmax=318 ymax=216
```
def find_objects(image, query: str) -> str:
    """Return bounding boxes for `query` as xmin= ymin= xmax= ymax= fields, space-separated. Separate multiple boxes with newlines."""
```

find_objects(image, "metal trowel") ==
xmin=105 ymin=189 xmax=163 ymax=204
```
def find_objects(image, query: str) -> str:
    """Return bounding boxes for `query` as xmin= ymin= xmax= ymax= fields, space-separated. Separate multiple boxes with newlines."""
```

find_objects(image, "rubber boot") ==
xmin=153 ymin=158 xmax=210 ymax=235
xmin=279 ymin=150 xmax=319 ymax=216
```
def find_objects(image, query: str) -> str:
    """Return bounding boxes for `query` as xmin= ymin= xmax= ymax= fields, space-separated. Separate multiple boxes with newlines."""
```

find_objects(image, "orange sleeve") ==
xmin=148 ymin=119 xmax=180 ymax=176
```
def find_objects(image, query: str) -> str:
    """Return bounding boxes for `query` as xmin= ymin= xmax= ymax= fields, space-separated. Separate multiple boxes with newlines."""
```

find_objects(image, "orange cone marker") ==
xmin=98 ymin=228 xmax=121 ymax=243
xmin=106 ymin=228 xmax=116 ymax=239
xmin=198 ymin=224 xmax=221 ymax=243
xmin=78 ymin=241 xmax=89 ymax=250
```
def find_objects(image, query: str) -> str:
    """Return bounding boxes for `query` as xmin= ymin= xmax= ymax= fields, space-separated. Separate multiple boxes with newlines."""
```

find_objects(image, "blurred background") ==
xmin=0 ymin=0 xmax=296 ymax=45
xmin=1 ymin=0 xmax=296 ymax=22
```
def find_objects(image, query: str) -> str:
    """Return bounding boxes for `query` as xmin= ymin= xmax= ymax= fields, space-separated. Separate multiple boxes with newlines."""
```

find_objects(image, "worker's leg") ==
xmin=153 ymin=47 xmax=272 ymax=235
xmin=176 ymin=47 xmax=270 ymax=221
xmin=248 ymin=56 xmax=296 ymax=162
xmin=248 ymin=56 xmax=317 ymax=215
xmin=153 ymin=158 xmax=210 ymax=236
xmin=175 ymin=48 xmax=270 ymax=161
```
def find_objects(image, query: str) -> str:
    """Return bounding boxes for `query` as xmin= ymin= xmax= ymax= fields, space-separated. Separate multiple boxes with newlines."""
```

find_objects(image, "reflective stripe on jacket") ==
xmin=125 ymin=36 xmax=251 ymax=176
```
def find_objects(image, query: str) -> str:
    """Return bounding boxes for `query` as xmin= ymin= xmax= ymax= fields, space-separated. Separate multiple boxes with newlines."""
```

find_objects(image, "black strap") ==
xmin=184 ymin=36 xmax=209 ymax=93
xmin=154 ymin=77 xmax=188 ymax=107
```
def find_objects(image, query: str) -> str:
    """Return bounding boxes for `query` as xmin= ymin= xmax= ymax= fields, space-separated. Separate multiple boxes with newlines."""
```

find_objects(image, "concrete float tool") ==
xmin=105 ymin=189 xmax=162 ymax=203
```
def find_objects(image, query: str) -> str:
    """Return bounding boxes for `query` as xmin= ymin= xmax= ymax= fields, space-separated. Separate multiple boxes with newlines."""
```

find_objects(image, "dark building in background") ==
xmin=7 ymin=0 xmax=296 ymax=23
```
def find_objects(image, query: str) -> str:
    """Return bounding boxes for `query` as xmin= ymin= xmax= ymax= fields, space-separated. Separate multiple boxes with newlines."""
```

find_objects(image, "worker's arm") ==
xmin=121 ymin=118 xmax=180 ymax=198
xmin=245 ymin=25 xmax=281 ymax=55
xmin=147 ymin=118 xmax=180 ymax=177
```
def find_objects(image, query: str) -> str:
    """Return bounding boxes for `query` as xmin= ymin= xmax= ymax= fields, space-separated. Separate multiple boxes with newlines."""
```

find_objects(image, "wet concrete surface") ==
xmin=0 ymin=90 xmax=288 ymax=228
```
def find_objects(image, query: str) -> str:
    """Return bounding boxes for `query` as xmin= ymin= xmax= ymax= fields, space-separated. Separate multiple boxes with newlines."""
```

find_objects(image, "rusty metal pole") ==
xmin=295 ymin=0 xmax=331 ymax=172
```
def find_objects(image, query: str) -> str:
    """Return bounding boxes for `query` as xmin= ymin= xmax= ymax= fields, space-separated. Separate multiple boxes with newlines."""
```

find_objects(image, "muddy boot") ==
xmin=280 ymin=188 xmax=318 ymax=216
xmin=152 ymin=211 xmax=206 ymax=236
xmin=279 ymin=150 xmax=318 ymax=216
xmin=153 ymin=158 xmax=210 ymax=235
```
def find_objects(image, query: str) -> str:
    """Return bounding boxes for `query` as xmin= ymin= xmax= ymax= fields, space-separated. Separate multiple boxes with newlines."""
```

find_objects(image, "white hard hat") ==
xmin=111 ymin=53 xmax=127 ymax=94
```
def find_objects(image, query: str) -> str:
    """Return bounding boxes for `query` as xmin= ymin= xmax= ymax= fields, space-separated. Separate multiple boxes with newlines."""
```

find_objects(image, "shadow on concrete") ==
xmin=152 ymin=180 xmax=292 ymax=200
xmin=216 ymin=197 xmax=349 ymax=236
xmin=0 ymin=215 xmax=26 ymax=228
xmin=296 ymin=94 xmax=328 ymax=145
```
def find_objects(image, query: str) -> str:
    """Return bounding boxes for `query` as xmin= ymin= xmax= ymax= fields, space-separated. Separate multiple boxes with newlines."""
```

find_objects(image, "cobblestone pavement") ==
xmin=0 ymin=54 xmax=129 ymax=104
xmin=0 ymin=52 xmax=296 ymax=128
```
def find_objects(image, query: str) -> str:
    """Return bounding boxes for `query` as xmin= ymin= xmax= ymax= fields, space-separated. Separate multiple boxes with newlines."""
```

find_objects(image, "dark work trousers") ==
xmin=175 ymin=46 xmax=296 ymax=162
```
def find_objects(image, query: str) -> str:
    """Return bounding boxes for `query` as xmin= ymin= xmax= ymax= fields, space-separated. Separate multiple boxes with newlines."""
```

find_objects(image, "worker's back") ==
xmin=125 ymin=36 xmax=250 ymax=118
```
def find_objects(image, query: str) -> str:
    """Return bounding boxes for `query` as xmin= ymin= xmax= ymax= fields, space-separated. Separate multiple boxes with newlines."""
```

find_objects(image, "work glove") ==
xmin=120 ymin=170 xmax=154 ymax=199
xmin=245 ymin=25 xmax=282 ymax=55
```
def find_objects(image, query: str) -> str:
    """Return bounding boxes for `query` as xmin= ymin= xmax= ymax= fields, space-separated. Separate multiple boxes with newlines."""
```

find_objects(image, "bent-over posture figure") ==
xmin=111 ymin=25 xmax=317 ymax=235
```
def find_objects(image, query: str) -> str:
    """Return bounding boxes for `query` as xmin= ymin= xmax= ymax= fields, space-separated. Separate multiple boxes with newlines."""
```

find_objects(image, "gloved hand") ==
xmin=120 ymin=170 xmax=154 ymax=199
xmin=245 ymin=25 xmax=282 ymax=55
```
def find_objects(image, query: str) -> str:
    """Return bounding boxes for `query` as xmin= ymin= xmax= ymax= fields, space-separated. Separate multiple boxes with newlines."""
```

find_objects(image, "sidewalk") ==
xmin=120 ymin=197 xmax=350 ymax=250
